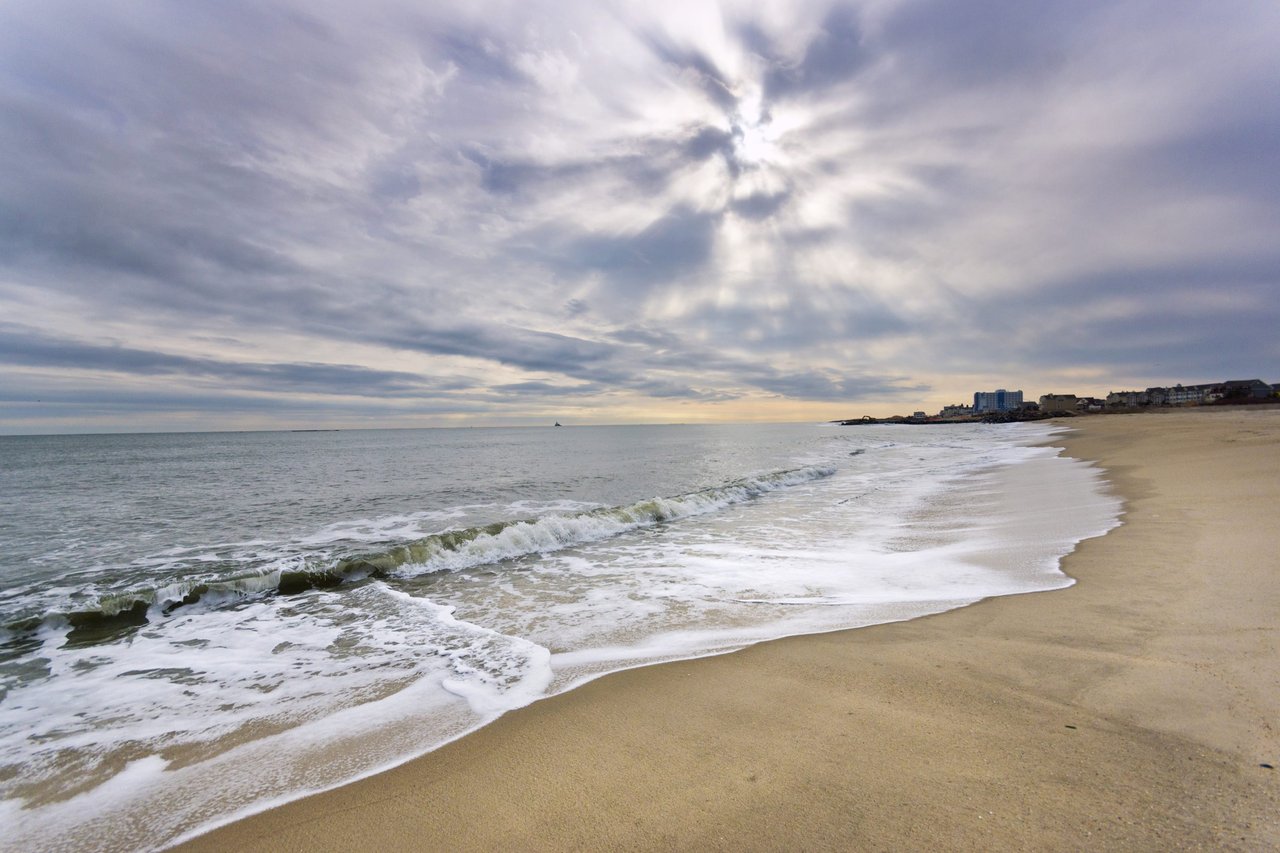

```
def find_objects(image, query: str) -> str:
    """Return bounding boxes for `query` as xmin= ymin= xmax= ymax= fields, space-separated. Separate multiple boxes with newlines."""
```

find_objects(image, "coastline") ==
xmin=176 ymin=409 xmax=1280 ymax=851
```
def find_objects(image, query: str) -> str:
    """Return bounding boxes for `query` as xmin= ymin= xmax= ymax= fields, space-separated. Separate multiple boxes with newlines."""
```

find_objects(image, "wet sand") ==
xmin=177 ymin=408 xmax=1280 ymax=851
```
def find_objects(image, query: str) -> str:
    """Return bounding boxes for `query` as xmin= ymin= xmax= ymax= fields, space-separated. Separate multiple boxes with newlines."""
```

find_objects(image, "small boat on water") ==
xmin=554 ymin=421 xmax=563 ymax=427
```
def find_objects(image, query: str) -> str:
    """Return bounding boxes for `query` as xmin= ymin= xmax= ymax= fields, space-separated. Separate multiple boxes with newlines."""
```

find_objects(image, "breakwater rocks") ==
xmin=834 ymin=411 xmax=1062 ymax=426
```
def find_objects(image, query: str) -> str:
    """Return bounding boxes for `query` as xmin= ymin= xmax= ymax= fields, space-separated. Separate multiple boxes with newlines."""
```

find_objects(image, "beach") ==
xmin=176 ymin=408 xmax=1280 ymax=851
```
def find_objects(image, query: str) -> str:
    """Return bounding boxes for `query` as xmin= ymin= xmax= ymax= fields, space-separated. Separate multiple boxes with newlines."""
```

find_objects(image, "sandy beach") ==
xmin=177 ymin=408 xmax=1279 ymax=852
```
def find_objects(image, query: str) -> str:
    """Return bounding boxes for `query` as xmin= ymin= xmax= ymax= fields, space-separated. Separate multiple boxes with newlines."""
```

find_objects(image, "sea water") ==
xmin=0 ymin=422 xmax=1119 ymax=851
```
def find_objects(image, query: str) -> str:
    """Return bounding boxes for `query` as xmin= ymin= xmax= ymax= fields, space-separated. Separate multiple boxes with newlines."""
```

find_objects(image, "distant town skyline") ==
xmin=842 ymin=377 xmax=1278 ymax=425
xmin=1 ymin=1 xmax=1278 ymax=434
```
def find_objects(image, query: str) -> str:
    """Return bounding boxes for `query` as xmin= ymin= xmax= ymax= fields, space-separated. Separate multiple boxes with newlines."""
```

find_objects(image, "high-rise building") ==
xmin=972 ymin=389 xmax=1024 ymax=413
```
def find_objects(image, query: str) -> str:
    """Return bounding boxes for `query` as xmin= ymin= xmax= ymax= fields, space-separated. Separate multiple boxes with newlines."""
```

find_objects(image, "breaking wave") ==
xmin=4 ymin=464 xmax=835 ymax=647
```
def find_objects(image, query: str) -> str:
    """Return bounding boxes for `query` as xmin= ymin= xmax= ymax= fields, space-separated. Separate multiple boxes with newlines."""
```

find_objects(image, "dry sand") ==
xmin=177 ymin=408 xmax=1280 ymax=851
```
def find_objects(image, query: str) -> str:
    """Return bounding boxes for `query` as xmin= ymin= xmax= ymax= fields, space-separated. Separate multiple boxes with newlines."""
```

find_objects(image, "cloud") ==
xmin=745 ymin=366 xmax=928 ymax=402
xmin=960 ymin=258 xmax=1280 ymax=379
xmin=567 ymin=207 xmax=722 ymax=289
xmin=730 ymin=189 xmax=792 ymax=220
xmin=0 ymin=324 xmax=474 ymax=398
xmin=0 ymin=0 xmax=1277 ymax=431
xmin=754 ymin=4 xmax=871 ymax=102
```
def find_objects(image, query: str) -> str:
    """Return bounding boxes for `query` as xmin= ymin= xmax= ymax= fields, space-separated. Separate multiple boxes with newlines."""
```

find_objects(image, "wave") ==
xmin=3 ymin=464 xmax=835 ymax=648
xmin=328 ymin=464 xmax=834 ymax=581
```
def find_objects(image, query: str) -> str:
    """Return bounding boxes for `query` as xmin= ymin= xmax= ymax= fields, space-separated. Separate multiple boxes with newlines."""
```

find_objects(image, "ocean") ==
xmin=0 ymin=422 xmax=1119 ymax=851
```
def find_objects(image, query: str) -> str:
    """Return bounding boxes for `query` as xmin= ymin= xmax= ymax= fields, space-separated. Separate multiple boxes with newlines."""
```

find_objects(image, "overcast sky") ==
xmin=1 ymin=0 xmax=1277 ymax=432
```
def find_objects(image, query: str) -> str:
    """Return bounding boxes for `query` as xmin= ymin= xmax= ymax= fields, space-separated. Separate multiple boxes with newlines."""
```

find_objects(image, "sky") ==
xmin=1 ymin=0 xmax=1278 ymax=433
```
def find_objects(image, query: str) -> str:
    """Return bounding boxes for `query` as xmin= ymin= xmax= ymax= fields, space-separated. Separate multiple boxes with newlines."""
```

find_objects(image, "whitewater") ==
xmin=0 ymin=422 xmax=1119 ymax=851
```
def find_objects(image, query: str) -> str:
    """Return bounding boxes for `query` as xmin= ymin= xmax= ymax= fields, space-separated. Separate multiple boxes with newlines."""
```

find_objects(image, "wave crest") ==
xmin=4 ymin=464 xmax=835 ymax=647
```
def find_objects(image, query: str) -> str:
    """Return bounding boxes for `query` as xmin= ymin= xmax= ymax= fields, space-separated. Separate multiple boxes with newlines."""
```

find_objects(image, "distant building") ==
xmin=939 ymin=403 xmax=975 ymax=418
xmin=1106 ymin=390 xmax=1149 ymax=408
xmin=1038 ymin=394 xmax=1079 ymax=413
xmin=1152 ymin=381 xmax=1269 ymax=406
xmin=973 ymin=389 xmax=1023 ymax=413
xmin=1221 ymin=379 xmax=1273 ymax=400
xmin=1165 ymin=383 xmax=1214 ymax=405
xmin=1106 ymin=379 xmax=1272 ymax=408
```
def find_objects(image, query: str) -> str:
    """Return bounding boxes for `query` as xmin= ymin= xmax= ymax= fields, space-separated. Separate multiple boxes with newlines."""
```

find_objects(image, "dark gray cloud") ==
xmin=0 ymin=382 xmax=497 ymax=431
xmin=463 ymin=130 xmax=697 ymax=199
xmin=1143 ymin=112 xmax=1280 ymax=198
xmin=876 ymin=0 xmax=1082 ymax=89
xmin=0 ymin=325 xmax=473 ymax=398
xmin=642 ymin=35 xmax=739 ymax=111
xmin=956 ymin=258 xmax=1280 ymax=380
xmin=0 ymin=0 xmax=1276 ymax=431
xmin=753 ymin=5 xmax=871 ymax=102
xmin=384 ymin=323 xmax=622 ymax=380
xmin=684 ymin=126 xmax=736 ymax=162
xmin=490 ymin=381 xmax=603 ymax=397
xmin=567 ymin=207 xmax=721 ymax=289
xmin=730 ymin=190 xmax=792 ymax=220
xmin=437 ymin=29 xmax=526 ymax=84
xmin=746 ymin=367 xmax=928 ymax=402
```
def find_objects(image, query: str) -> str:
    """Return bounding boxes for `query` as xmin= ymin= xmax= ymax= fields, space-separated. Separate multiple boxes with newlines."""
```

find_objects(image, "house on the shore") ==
xmin=1145 ymin=387 xmax=1169 ymax=406
xmin=1106 ymin=389 xmax=1149 ymax=408
xmin=1221 ymin=379 xmax=1273 ymax=400
xmin=1164 ymin=383 xmax=1215 ymax=405
xmin=1038 ymin=393 xmax=1079 ymax=413
xmin=1106 ymin=379 xmax=1273 ymax=408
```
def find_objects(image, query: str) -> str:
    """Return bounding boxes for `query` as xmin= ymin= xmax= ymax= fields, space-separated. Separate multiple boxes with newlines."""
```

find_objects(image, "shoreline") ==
xmin=176 ymin=409 xmax=1279 ymax=851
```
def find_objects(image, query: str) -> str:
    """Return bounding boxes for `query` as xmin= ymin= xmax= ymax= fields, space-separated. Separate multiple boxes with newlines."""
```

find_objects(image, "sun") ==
xmin=728 ymin=86 xmax=786 ymax=168
xmin=733 ymin=120 xmax=778 ymax=165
